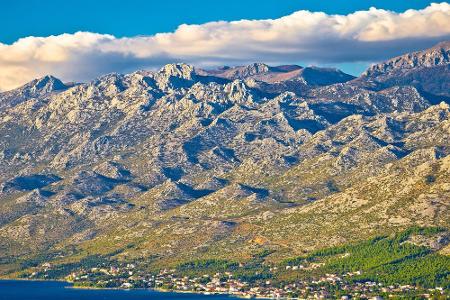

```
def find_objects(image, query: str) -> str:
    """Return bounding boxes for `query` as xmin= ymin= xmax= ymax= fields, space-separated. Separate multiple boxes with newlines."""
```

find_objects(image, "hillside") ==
xmin=0 ymin=42 xmax=449 ymax=279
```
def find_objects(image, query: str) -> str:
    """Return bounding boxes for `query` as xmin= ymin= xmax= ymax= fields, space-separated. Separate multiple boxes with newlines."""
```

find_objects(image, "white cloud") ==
xmin=0 ymin=3 xmax=449 ymax=90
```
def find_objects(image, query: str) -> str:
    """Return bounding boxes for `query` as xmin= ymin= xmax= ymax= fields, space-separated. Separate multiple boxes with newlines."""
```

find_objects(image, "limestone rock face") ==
xmin=0 ymin=41 xmax=449 ymax=266
xmin=361 ymin=41 xmax=450 ymax=97
xmin=365 ymin=41 xmax=450 ymax=77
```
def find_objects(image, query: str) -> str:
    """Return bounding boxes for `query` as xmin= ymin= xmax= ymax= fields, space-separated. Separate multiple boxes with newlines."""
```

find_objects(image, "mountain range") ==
xmin=0 ymin=41 xmax=449 ymax=275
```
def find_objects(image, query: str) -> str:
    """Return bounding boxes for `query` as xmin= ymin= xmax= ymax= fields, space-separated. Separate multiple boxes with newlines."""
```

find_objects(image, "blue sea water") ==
xmin=0 ymin=280 xmax=238 ymax=300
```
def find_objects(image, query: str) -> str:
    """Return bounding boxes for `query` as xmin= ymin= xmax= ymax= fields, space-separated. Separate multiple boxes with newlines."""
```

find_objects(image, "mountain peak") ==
xmin=28 ymin=75 xmax=67 ymax=94
xmin=364 ymin=40 xmax=450 ymax=77
xmin=438 ymin=101 xmax=450 ymax=110
xmin=0 ymin=75 xmax=69 ymax=109
xmin=243 ymin=63 xmax=271 ymax=74
xmin=159 ymin=63 xmax=196 ymax=80
xmin=433 ymin=40 xmax=450 ymax=50
xmin=299 ymin=66 xmax=356 ymax=86
xmin=204 ymin=63 xmax=354 ymax=86
xmin=206 ymin=63 xmax=271 ymax=81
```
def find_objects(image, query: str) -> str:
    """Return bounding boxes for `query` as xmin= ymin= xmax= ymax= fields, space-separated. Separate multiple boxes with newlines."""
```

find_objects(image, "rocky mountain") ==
xmin=364 ymin=41 xmax=450 ymax=77
xmin=360 ymin=41 xmax=450 ymax=98
xmin=0 ymin=42 xmax=449 ymax=275
xmin=0 ymin=75 xmax=70 ymax=109
xmin=204 ymin=63 xmax=355 ymax=86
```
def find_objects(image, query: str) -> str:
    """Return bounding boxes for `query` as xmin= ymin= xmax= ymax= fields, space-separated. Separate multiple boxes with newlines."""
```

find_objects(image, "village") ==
xmin=28 ymin=262 xmax=448 ymax=299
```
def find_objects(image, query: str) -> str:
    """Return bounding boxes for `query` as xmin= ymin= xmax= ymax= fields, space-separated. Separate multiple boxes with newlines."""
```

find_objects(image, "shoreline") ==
xmin=0 ymin=278 xmax=261 ymax=299
xmin=71 ymin=284 xmax=261 ymax=299
xmin=0 ymin=277 xmax=67 ymax=283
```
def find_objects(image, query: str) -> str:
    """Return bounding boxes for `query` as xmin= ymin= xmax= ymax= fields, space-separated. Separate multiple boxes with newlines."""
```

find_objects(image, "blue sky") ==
xmin=0 ymin=0 xmax=439 ymax=43
xmin=0 ymin=1 xmax=449 ymax=90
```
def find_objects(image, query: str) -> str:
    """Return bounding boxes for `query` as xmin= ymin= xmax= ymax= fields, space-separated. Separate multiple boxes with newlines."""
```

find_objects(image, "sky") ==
xmin=0 ymin=0 xmax=449 ymax=90
xmin=0 ymin=0 xmax=440 ymax=43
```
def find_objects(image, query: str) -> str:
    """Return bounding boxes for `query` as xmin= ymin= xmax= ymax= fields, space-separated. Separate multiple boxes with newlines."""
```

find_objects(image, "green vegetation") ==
xmin=11 ymin=226 xmax=450 ymax=297
xmin=168 ymin=228 xmax=449 ymax=289
xmin=283 ymin=227 xmax=450 ymax=288
xmin=18 ymin=254 xmax=114 ymax=279
xmin=177 ymin=259 xmax=239 ymax=272
xmin=175 ymin=258 xmax=272 ymax=283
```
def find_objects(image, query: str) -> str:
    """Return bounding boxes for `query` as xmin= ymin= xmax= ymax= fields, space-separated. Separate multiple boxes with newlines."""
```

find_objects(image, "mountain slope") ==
xmin=204 ymin=63 xmax=355 ymax=86
xmin=0 ymin=42 xmax=449 ymax=276
xmin=360 ymin=41 xmax=450 ymax=98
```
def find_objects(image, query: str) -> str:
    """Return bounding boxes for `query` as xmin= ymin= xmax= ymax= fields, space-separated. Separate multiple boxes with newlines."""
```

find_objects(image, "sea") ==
xmin=0 ymin=280 xmax=239 ymax=300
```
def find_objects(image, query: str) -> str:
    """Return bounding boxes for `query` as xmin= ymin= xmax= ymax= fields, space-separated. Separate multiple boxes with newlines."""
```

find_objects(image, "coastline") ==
xmin=0 ymin=278 xmax=256 ymax=299
xmin=71 ymin=284 xmax=258 ymax=298
xmin=0 ymin=277 xmax=67 ymax=283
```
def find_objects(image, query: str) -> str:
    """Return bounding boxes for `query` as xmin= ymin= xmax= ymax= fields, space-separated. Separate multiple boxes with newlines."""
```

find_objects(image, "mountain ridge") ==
xmin=0 ymin=41 xmax=449 ymax=277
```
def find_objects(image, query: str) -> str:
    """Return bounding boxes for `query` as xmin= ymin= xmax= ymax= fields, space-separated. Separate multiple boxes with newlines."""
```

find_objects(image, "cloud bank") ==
xmin=1 ymin=3 xmax=450 ymax=90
